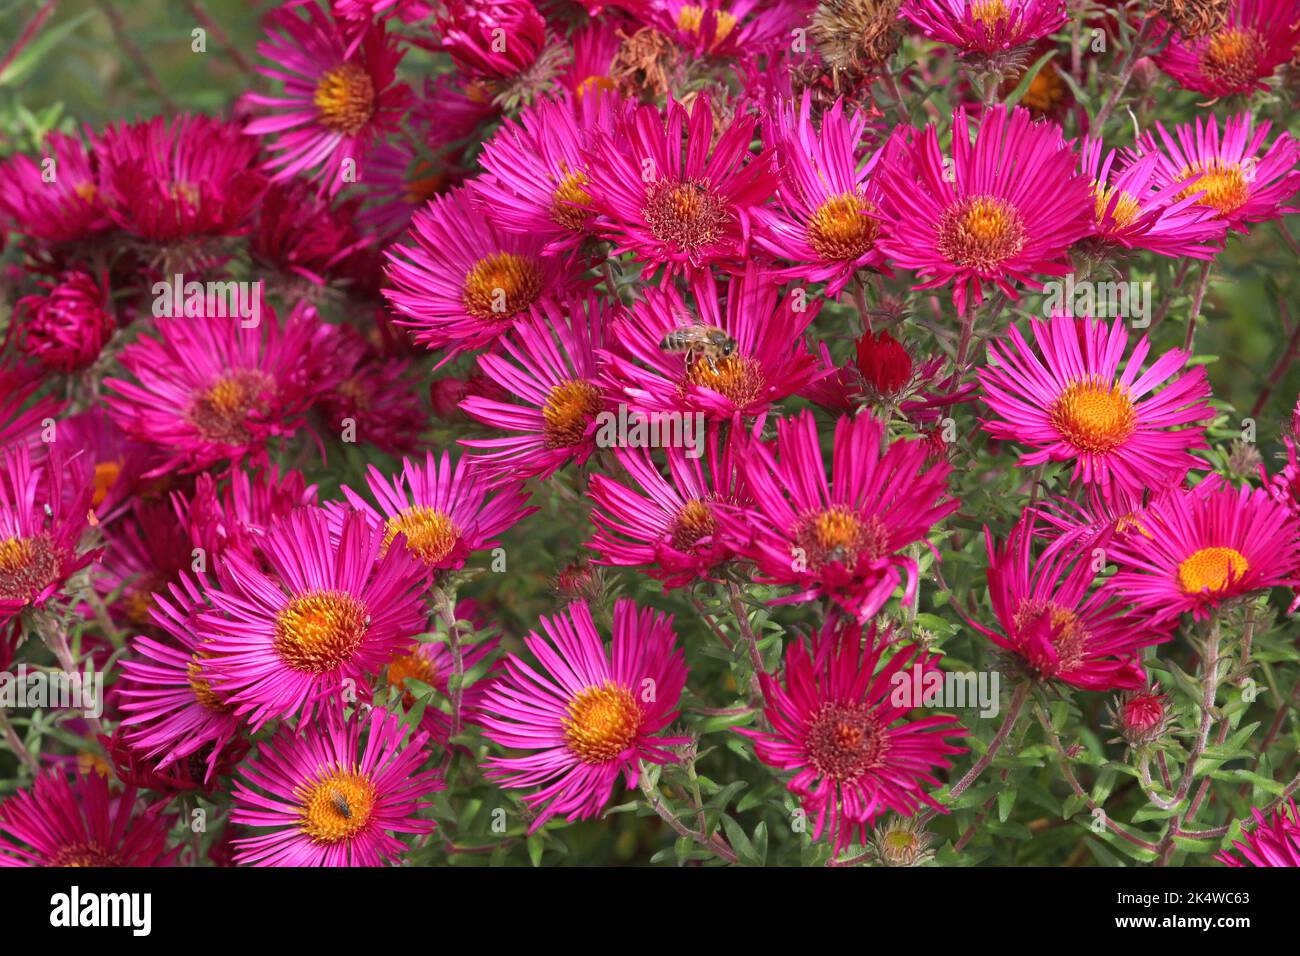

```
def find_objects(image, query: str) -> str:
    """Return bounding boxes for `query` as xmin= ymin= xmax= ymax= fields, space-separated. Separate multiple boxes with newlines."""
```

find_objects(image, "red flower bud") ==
xmin=856 ymin=329 xmax=912 ymax=396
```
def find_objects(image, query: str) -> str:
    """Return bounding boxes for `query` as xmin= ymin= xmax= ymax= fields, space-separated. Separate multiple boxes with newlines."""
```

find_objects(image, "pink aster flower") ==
xmin=0 ymin=770 xmax=178 ymax=867
xmin=728 ymin=410 xmax=959 ymax=621
xmin=116 ymin=575 xmax=244 ymax=785
xmin=1080 ymin=136 xmax=1226 ymax=259
xmin=555 ymin=20 xmax=621 ymax=98
xmin=479 ymin=598 xmax=688 ymax=829
xmin=587 ymin=426 xmax=747 ymax=587
xmin=351 ymin=131 xmax=462 ymax=241
xmin=184 ymin=464 xmax=319 ymax=565
xmin=877 ymin=104 xmax=1093 ymax=314
xmin=14 ymin=270 xmax=116 ymax=373
xmin=314 ymin=321 xmax=428 ymax=456
xmin=242 ymin=0 xmax=410 ymax=196
xmin=978 ymin=313 xmax=1214 ymax=494
xmin=1109 ymin=478 xmax=1300 ymax=623
xmin=585 ymin=95 xmax=778 ymax=276
xmin=972 ymin=514 xmax=1170 ymax=690
xmin=438 ymin=0 xmax=548 ymax=82
xmin=739 ymin=619 xmax=968 ymax=853
xmin=0 ymin=444 xmax=95 ymax=626
xmin=900 ymin=0 xmax=1068 ymax=58
xmin=459 ymin=295 xmax=610 ymax=482
xmin=601 ymin=261 xmax=821 ymax=422
xmin=646 ymin=0 xmax=806 ymax=59
xmin=0 ymin=131 xmax=110 ymax=245
xmin=1133 ymin=112 xmax=1300 ymax=233
xmin=472 ymin=93 xmax=610 ymax=253
xmin=96 ymin=114 xmax=266 ymax=242
xmin=249 ymin=180 xmax=373 ymax=288
xmin=754 ymin=92 xmax=891 ymax=297
xmin=230 ymin=705 xmax=442 ymax=866
xmin=198 ymin=507 xmax=428 ymax=728
xmin=1216 ymin=799 xmax=1300 ymax=867
xmin=104 ymin=301 xmax=330 ymax=475
xmin=384 ymin=186 xmax=576 ymax=356
xmin=1154 ymin=0 xmax=1300 ymax=98
xmin=335 ymin=451 xmax=536 ymax=573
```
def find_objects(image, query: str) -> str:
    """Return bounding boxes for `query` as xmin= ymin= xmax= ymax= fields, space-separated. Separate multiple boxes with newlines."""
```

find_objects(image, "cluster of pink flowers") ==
xmin=0 ymin=0 xmax=1298 ymax=870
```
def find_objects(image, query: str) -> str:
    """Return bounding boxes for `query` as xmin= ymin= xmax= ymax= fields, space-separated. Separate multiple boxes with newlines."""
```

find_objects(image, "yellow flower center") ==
xmin=549 ymin=168 xmax=594 ymax=232
xmin=297 ymin=769 xmax=377 ymax=845
xmin=683 ymin=353 xmax=764 ymax=408
xmin=643 ymin=178 xmax=730 ymax=253
xmin=542 ymin=378 xmax=603 ymax=449
xmin=384 ymin=506 xmax=460 ymax=566
xmin=1094 ymin=184 xmax=1142 ymax=229
xmin=670 ymin=498 xmax=718 ymax=552
xmin=462 ymin=252 xmax=544 ymax=321
xmin=675 ymin=5 xmax=739 ymax=47
xmin=1177 ymin=160 xmax=1251 ymax=217
xmin=273 ymin=590 xmax=369 ymax=674
xmin=0 ymin=533 xmax=62 ymax=605
xmin=1177 ymin=546 xmax=1249 ymax=595
xmin=1049 ymin=377 xmax=1137 ymax=454
xmin=563 ymin=681 xmax=642 ymax=764
xmin=314 ymin=63 xmax=376 ymax=135
xmin=806 ymin=192 xmax=881 ymax=261
xmin=187 ymin=654 xmax=232 ymax=713
xmin=937 ymin=195 xmax=1026 ymax=272
xmin=792 ymin=507 xmax=889 ymax=571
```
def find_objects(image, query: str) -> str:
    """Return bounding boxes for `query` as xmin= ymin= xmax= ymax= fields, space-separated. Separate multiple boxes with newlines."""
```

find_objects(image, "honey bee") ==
xmin=659 ymin=316 xmax=737 ymax=373
xmin=330 ymin=789 xmax=352 ymax=820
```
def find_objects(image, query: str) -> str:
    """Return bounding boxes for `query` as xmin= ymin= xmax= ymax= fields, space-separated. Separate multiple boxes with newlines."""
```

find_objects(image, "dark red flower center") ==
xmin=806 ymin=701 xmax=888 ymax=782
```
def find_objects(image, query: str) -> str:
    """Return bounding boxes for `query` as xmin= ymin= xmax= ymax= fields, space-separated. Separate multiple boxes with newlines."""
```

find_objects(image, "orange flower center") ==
xmin=1198 ymin=28 xmax=1267 ymax=90
xmin=384 ymin=506 xmax=460 ymax=566
xmin=563 ymin=681 xmax=641 ymax=764
xmin=1093 ymin=184 xmax=1142 ymax=229
xmin=187 ymin=654 xmax=232 ymax=713
xmin=297 ymin=768 xmax=377 ymax=845
xmin=273 ymin=590 xmax=369 ymax=674
xmin=806 ymin=701 xmax=888 ymax=782
xmin=937 ymin=195 xmax=1026 ymax=272
xmin=314 ymin=63 xmax=376 ymax=136
xmin=1049 ymin=377 xmax=1137 ymax=454
xmin=806 ymin=192 xmax=881 ymax=261
xmin=188 ymin=370 xmax=275 ymax=447
xmin=462 ymin=252 xmax=543 ymax=321
xmin=575 ymin=75 xmax=616 ymax=100
xmin=683 ymin=353 xmax=764 ymax=408
xmin=676 ymin=5 xmax=739 ymax=48
xmin=91 ymin=460 xmax=122 ymax=508
xmin=1177 ymin=546 xmax=1249 ymax=595
xmin=52 ymin=842 xmax=123 ymax=867
xmin=542 ymin=378 xmax=603 ymax=449
xmin=643 ymin=178 xmax=730 ymax=253
xmin=670 ymin=498 xmax=717 ymax=551
xmin=792 ymin=507 xmax=889 ymax=572
xmin=387 ymin=649 xmax=438 ymax=702
xmin=1013 ymin=599 xmax=1091 ymax=675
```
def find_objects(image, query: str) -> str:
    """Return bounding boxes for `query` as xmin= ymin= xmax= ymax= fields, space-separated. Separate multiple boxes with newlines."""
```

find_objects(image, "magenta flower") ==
xmin=242 ymin=0 xmax=410 ymax=196
xmin=185 ymin=465 xmax=319 ymax=566
xmin=384 ymin=186 xmax=576 ymax=356
xmin=978 ymin=313 xmax=1214 ymax=494
xmin=587 ymin=426 xmax=747 ymax=587
xmin=334 ymin=451 xmax=536 ymax=572
xmin=900 ymin=0 xmax=1067 ymax=58
xmin=438 ymin=0 xmax=548 ymax=82
xmin=231 ymin=705 xmax=442 ymax=866
xmin=646 ymin=0 xmax=806 ymax=59
xmin=0 ymin=131 xmax=110 ymax=245
xmin=877 ymin=105 xmax=1093 ymax=314
xmin=104 ymin=302 xmax=330 ymax=475
xmin=14 ymin=270 xmax=116 ymax=373
xmin=96 ymin=114 xmax=265 ymax=242
xmin=199 ymin=507 xmax=428 ymax=728
xmin=973 ymin=515 xmax=1170 ymax=690
xmin=729 ymin=411 xmax=959 ymax=621
xmin=1081 ymin=136 xmax=1226 ymax=260
xmin=0 ymin=770 xmax=178 ymax=867
xmin=1217 ymin=799 xmax=1300 ymax=867
xmin=739 ymin=619 xmax=968 ymax=853
xmin=117 ymin=575 xmax=244 ymax=785
xmin=1133 ymin=112 xmax=1300 ymax=233
xmin=0 ymin=361 xmax=65 ymax=452
xmin=585 ymin=95 xmax=778 ymax=276
xmin=1109 ymin=478 xmax=1300 ymax=623
xmin=0 ymin=444 xmax=95 ymax=626
xmin=754 ymin=92 xmax=891 ymax=297
xmin=459 ymin=295 xmax=611 ymax=483
xmin=472 ymin=92 xmax=610 ymax=253
xmin=1154 ymin=0 xmax=1300 ymax=98
xmin=479 ymin=598 xmax=688 ymax=829
xmin=601 ymin=262 xmax=822 ymax=422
